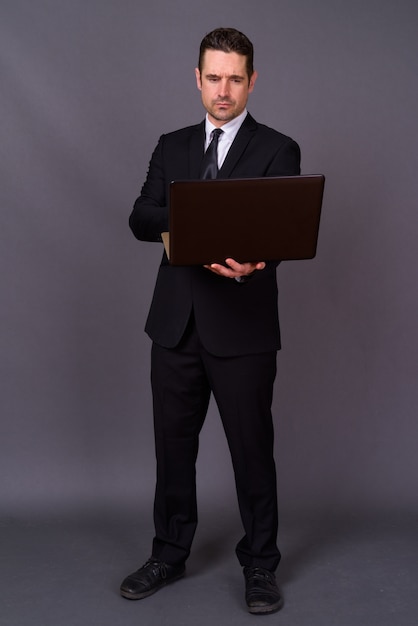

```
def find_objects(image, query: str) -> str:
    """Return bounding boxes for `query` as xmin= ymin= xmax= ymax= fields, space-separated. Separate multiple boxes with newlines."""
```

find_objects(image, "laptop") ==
xmin=163 ymin=174 xmax=325 ymax=266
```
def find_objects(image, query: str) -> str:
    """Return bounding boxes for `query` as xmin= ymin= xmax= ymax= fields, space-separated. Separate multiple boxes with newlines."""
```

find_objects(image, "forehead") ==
xmin=200 ymin=49 xmax=247 ymax=76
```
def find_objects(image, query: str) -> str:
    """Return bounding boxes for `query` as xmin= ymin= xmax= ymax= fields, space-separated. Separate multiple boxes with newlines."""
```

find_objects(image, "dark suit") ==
xmin=130 ymin=112 xmax=301 ymax=570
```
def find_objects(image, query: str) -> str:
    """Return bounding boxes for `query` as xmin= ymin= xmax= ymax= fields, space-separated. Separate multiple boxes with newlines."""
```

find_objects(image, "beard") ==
xmin=208 ymin=99 xmax=239 ymax=122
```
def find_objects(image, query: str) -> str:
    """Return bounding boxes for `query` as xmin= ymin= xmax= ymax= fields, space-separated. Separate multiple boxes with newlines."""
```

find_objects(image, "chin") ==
xmin=212 ymin=111 xmax=236 ymax=123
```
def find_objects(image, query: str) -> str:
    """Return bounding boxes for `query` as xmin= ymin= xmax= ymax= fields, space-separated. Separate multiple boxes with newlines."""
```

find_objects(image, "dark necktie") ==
xmin=199 ymin=128 xmax=223 ymax=179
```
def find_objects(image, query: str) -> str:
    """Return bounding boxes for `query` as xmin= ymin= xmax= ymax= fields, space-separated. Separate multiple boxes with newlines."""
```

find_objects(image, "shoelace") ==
xmin=246 ymin=567 xmax=276 ymax=584
xmin=144 ymin=559 xmax=168 ymax=579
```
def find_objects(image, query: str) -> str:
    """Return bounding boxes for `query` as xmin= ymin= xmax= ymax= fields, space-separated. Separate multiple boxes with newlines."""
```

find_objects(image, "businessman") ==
xmin=120 ymin=27 xmax=301 ymax=615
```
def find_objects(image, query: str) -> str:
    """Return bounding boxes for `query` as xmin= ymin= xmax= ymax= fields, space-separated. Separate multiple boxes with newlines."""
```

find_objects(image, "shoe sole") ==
xmin=120 ymin=571 xmax=185 ymax=600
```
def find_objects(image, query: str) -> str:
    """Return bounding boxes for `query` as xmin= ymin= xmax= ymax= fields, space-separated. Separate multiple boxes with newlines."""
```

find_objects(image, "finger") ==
xmin=204 ymin=263 xmax=231 ymax=276
xmin=224 ymin=258 xmax=241 ymax=271
xmin=211 ymin=264 xmax=234 ymax=276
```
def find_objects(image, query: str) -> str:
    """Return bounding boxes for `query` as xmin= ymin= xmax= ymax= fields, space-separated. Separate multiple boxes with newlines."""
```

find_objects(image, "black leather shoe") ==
xmin=243 ymin=566 xmax=283 ymax=614
xmin=120 ymin=559 xmax=185 ymax=600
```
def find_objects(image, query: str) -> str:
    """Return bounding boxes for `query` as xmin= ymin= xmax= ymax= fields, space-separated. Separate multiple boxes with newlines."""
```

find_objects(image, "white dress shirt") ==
xmin=204 ymin=109 xmax=248 ymax=169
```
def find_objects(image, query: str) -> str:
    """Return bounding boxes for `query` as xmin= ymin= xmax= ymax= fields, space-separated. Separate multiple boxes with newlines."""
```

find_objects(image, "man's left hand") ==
xmin=204 ymin=258 xmax=266 ymax=279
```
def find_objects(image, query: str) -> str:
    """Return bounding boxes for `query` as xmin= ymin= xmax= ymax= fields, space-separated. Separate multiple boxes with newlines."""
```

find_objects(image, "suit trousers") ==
xmin=150 ymin=314 xmax=281 ymax=571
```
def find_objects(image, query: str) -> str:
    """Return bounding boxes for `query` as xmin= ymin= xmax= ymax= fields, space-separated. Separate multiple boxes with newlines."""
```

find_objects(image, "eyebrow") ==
xmin=205 ymin=73 xmax=245 ymax=80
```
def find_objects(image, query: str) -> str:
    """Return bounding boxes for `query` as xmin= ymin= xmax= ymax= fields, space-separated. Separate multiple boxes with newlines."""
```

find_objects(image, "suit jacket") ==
xmin=129 ymin=113 xmax=301 ymax=357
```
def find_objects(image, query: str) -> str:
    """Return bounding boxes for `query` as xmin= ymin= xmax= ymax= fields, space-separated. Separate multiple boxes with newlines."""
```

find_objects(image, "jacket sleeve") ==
xmin=129 ymin=136 xmax=169 ymax=242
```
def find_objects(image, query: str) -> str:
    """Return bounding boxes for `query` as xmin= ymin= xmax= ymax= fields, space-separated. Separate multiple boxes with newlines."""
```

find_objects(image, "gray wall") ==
xmin=1 ymin=0 xmax=417 ymax=517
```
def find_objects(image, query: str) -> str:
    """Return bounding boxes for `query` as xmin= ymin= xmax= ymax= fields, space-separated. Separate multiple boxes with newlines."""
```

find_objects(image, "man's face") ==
xmin=195 ymin=50 xmax=257 ymax=126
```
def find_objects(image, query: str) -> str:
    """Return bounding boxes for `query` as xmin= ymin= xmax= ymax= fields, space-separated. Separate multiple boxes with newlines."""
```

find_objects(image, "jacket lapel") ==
xmin=218 ymin=113 xmax=258 ymax=179
xmin=188 ymin=121 xmax=206 ymax=179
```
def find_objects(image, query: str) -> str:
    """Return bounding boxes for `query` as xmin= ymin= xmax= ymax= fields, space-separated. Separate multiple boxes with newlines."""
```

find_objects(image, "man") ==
xmin=121 ymin=27 xmax=301 ymax=615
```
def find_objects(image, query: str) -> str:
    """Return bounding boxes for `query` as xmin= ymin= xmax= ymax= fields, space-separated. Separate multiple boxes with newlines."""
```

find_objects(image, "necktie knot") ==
xmin=200 ymin=128 xmax=223 ymax=179
xmin=210 ymin=128 xmax=223 ymax=143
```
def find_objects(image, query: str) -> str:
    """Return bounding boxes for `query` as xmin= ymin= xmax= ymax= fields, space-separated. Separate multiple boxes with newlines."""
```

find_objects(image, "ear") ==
xmin=248 ymin=70 xmax=258 ymax=93
xmin=195 ymin=67 xmax=202 ymax=91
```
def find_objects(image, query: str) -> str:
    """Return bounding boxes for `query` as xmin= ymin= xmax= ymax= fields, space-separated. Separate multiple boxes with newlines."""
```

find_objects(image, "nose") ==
xmin=218 ymin=79 xmax=230 ymax=98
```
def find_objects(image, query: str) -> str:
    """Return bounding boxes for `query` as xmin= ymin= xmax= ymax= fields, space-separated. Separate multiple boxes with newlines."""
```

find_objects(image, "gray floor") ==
xmin=1 ymin=504 xmax=417 ymax=626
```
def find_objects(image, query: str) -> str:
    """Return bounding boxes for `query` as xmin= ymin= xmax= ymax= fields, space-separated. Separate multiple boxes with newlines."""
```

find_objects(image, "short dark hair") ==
xmin=198 ymin=27 xmax=254 ymax=79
